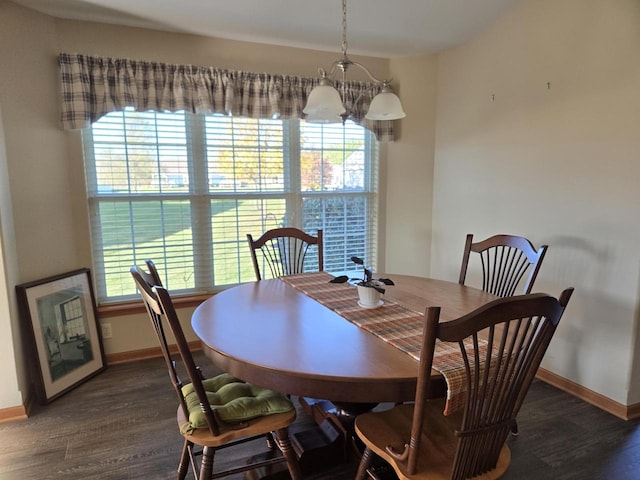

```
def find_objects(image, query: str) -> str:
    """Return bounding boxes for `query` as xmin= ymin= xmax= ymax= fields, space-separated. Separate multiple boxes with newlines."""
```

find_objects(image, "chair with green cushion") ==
xmin=131 ymin=264 xmax=302 ymax=480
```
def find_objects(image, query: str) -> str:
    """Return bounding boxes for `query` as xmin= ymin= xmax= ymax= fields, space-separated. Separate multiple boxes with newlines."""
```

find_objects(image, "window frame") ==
xmin=82 ymin=110 xmax=379 ymax=304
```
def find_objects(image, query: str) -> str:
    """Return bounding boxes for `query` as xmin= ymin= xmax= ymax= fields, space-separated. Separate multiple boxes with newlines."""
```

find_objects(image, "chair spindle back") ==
xmin=405 ymin=288 xmax=573 ymax=479
xmin=247 ymin=227 xmax=323 ymax=280
xmin=459 ymin=234 xmax=548 ymax=297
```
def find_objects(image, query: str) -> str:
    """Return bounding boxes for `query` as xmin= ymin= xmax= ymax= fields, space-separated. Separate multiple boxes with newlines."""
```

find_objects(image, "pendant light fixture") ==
xmin=303 ymin=0 xmax=406 ymax=123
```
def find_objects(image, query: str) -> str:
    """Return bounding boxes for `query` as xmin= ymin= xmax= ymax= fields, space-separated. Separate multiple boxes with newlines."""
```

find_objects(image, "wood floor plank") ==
xmin=1 ymin=354 xmax=639 ymax=479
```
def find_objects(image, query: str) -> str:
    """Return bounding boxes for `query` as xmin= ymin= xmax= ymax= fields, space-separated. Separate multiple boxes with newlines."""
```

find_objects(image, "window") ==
xmin=58 ymin=296 xmax=86 ymax=340
xmin=82 ymin=109 xmax=378 ymax=303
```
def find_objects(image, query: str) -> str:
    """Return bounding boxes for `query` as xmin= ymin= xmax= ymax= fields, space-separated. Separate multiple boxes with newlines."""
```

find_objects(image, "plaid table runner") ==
xmin=280 ymin=272 xmax=472 ymax=415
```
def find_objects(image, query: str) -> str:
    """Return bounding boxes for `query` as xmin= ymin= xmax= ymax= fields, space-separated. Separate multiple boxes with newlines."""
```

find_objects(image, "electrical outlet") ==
xmin=101 ymin=322 xmax=113 ymax=339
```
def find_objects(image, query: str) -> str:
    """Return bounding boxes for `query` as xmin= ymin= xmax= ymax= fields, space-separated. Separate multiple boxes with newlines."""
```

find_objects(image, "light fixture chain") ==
xmin=341 ymin=0 xmax=348 ymax=57
xmin=303 ymin=0 xmax=405 ymax=122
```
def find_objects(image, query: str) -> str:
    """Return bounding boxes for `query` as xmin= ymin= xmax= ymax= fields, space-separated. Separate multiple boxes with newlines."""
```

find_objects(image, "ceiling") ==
xmin=10 ymin=0 xmax=525 ymax=57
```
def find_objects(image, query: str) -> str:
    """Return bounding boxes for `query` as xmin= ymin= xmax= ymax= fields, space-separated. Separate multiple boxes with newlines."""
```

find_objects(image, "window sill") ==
xmin=97 ymin=292 xmax=217 ymax=319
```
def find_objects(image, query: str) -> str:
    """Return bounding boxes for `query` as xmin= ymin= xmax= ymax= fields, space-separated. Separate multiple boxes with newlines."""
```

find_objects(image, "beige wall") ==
xmin=0 ymin=1 xmax=435 ymax=409
xmin=4 ymin=0 xmax=635 ymax=414
xmin=0 ymin=103 xmax=23 ymax=409
xmin=0 ymin=1 xmax=76 ymax=410
xmin=384 ymin=55 xmax=438 ymax=276
xmin=432 ymin=0 xmax=640 ymax=405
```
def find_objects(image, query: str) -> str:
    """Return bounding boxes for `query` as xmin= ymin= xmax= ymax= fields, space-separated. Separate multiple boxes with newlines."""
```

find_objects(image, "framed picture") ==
xmin=16 ymin=268 xmax=105 ymax=404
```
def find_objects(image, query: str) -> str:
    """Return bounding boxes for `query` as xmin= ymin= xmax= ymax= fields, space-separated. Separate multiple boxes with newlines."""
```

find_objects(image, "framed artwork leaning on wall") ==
xmin=16 ymin=268 xmax=105 ymax=404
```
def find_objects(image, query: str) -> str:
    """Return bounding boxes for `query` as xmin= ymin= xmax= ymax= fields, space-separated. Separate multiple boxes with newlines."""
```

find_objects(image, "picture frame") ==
xmin=16 ymin=268 xmax=105 ymax=404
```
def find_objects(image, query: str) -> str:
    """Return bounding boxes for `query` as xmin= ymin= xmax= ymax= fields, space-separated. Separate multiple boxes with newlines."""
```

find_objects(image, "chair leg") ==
xmin=355 ymin=447 xmax=375 ymax=480
xmin=198 ymin=446 xmax=215 ymax=480
xmin=274 ymin=428 xmax=302 ymax=480
xmin=177 ymin=439 xmax=192 ymax=480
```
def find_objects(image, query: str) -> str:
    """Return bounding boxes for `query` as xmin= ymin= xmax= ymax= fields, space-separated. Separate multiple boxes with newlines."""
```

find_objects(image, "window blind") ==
xmin=83 ymin=108 xmax=378 ymax=303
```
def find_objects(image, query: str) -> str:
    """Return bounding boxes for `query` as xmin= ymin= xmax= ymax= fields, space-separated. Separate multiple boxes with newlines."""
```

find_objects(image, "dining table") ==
xmin=191 ymin=271 xmax=498 ymax=409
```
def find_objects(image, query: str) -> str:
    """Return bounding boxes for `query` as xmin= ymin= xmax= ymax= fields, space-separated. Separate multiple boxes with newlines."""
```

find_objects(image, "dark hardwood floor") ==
xmin=2 ymin=353 xmax=639 ymax=479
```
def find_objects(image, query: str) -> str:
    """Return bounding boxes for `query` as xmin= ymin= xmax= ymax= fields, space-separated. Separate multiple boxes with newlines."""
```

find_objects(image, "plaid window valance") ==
xmin=57 ymin=53 xmax=395 ymax=141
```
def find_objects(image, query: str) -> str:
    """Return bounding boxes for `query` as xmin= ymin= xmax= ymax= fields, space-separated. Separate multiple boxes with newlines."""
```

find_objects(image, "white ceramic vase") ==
xmin=357 ymin=284 xmax=382 ymax=308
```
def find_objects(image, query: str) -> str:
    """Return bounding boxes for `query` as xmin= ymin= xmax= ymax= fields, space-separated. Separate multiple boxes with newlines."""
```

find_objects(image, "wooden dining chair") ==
xmin=142 ymin=258 xmax=163 ymax=286
xmin=459 ymin=234 xmax=548 ymax=298
xmin=131 ymin=264 xmax=302 ymax=480
xmin=247 ymin=227 xmax=323 ymax=280
xmin=354 ymin=287 xmax=573 ymax=480
xmin=458 ymin=234 xmax=548 ymax=437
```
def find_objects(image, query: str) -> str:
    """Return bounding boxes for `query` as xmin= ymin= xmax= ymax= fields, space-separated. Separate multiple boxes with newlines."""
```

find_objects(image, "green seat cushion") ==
xmin=180 ymin=373 xmax=294 ymax=434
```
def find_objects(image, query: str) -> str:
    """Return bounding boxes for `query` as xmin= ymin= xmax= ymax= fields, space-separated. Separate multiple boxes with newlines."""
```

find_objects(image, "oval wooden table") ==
xmin=191 ymin=274 xmax=497 ymax=405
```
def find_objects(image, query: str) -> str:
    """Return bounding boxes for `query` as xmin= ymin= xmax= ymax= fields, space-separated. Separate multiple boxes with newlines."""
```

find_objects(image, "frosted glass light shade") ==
xmin=304 ymin=112 xmax=343 ymax=124
xmin=303 ymin=84 xmax=346 ymax=120
xmin=365 ymin=91 xmax=406 ymax=120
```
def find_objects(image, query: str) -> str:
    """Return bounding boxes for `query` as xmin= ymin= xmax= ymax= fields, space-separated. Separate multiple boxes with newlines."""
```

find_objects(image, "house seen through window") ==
xmin=82 ymin=108 xmax=379 ymax=303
